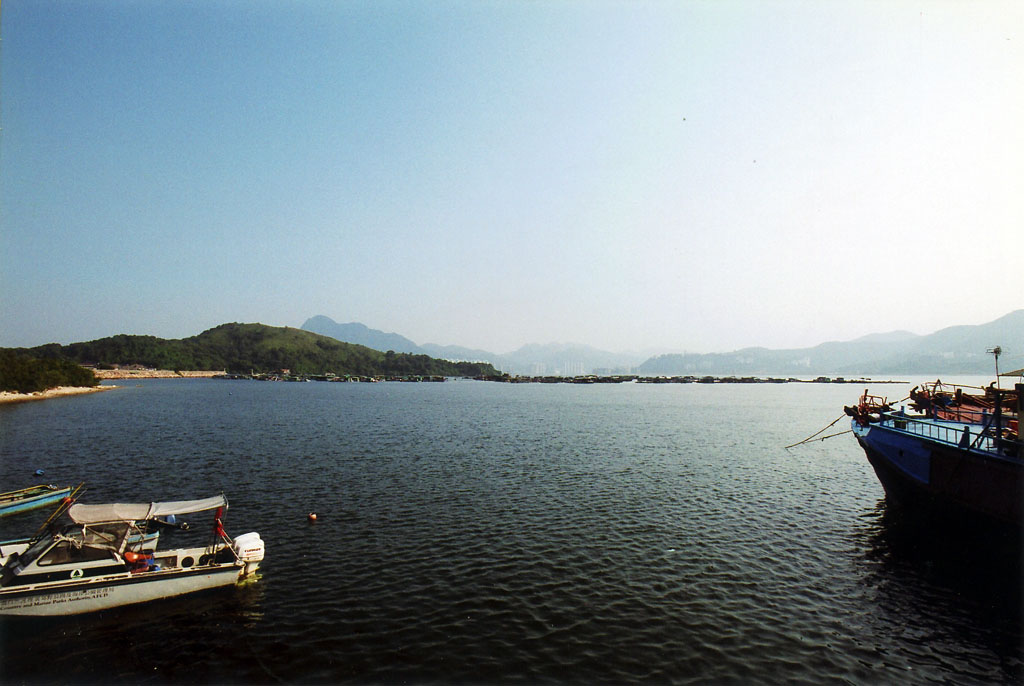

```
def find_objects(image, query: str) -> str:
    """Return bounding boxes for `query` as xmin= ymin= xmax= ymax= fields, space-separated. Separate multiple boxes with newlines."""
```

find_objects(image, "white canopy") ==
xmin=68 ymin=494 xmax=228 ymax=524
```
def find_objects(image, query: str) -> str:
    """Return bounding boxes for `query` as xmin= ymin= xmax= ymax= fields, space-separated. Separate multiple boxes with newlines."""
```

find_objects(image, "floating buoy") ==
xmin=307 ymin=512 xmax=318 ymax=522
xmin=34 ymin=469 xmax=45 ymax=476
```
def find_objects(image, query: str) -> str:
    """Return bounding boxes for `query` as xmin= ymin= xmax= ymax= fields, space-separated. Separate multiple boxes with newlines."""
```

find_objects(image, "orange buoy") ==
xmin=307 ymin=512 xmax=317 ymax=522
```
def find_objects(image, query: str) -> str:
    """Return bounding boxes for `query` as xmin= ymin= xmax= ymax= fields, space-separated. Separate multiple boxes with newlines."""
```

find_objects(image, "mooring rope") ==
xmin=784 ymin=392 xmax=914 ymax=451
xmin=785 ymin=415 xmax=847 ymax=450
xmin=817 ymin=429 xmax=852 ymax=442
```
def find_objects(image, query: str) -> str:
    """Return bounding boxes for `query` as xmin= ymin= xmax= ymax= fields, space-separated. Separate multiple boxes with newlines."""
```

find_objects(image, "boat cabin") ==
xmin=1 ymin=519 xmax=152 ymax=587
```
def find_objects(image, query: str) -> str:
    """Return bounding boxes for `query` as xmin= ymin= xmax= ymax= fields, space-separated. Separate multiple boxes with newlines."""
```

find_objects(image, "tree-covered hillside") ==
xmin=11 ymin=323 xmax=499 ymax=377
xmin=0 ymin=350 xmax=98 ymax=392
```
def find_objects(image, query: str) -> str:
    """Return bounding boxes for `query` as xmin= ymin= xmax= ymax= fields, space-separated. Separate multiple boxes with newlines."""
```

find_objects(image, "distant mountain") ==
xmin=301 ymin=315 xmax=646 ymax=374
xmin=638 ymin=310 xmax=1024 ymax=376
xmin=10 ymin=323 xmax=499 ymax=377
xmin=496 ymin=342 xmax=647 ymax=376
xmin=850 ymin=310 xmax=1024 ymax=374
xmin=301 ymin=310 xmax=1023 ymax=376
xmin=850 ymin=330 xmax=919 ymax=345
xmin=301 ymin=316 xmax=423 ymax=355
xmin=420 ymin=343 xmax=498 ymax=364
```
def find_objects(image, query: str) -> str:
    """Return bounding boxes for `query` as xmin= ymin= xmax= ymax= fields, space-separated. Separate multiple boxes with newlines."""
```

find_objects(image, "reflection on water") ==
xmin=853 ymin=498 xmax=1023 ymax=683
xmin=0 ymin=584 xmax=271 ymax=682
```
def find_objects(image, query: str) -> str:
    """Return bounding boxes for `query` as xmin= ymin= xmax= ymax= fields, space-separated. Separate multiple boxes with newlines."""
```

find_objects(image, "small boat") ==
xmin=0 ymin=494 xmax=264 ymax=616
xmin=845 ymin=379 xmax=1022 ymax=527
xmin=0 ymin=485 xmax=72 ymax=518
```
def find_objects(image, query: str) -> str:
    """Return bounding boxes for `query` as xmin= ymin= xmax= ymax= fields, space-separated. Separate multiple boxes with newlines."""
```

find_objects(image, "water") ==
xmin=1 ymin=378 xmax=1020 ymax=684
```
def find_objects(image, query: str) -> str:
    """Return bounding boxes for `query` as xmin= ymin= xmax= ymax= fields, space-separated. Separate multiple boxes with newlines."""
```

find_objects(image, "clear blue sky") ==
xmin=2 ymin=1 xmax=1021 ymax=354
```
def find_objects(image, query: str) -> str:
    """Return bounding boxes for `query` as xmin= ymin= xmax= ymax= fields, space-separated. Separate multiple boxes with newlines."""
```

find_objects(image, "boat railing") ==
xmin=879 ymin=411 xmax=996 ymax=452
xmin=932 ymin=405 xmax=990 ymax=424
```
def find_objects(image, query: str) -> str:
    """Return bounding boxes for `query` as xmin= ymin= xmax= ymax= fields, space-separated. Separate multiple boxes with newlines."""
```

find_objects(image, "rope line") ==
xmin=785 ymin=415 xmax=845 ymax=450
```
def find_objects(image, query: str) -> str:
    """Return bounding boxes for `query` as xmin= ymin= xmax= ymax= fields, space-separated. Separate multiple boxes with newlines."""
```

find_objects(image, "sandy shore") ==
xmin=0 ymin=370 xmax=223 ymax=404
xmin=91 ymin=369 xmax=223 ymax=379
xmin=0 ymin=385 xmax=118 ymax=405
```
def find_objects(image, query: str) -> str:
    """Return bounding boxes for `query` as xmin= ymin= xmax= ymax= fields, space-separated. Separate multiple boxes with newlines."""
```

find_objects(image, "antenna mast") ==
xmin=987 ymin=346 xmax=1002 ymax=383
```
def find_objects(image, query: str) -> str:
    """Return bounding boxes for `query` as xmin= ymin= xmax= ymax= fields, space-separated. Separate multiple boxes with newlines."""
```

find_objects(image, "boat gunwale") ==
xmin=0 ymin=486 xmax=72 ymax=509
xmin=0 ymin=484 xmax=69 ymax=501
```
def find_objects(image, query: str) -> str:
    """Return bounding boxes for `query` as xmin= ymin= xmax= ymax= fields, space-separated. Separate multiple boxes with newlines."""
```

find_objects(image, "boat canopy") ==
xmin=68 ymin=494 xmax=228 ymax=525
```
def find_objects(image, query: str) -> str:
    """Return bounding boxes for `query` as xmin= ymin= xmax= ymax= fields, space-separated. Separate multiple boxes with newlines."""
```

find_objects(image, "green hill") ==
xmin=11 ymin=323 xmax=500 ymax=377
xmin=0 ymin=350 xmax=99 ymax=393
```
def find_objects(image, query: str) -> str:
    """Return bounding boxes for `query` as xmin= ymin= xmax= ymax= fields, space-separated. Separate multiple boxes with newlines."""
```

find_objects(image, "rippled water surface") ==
xmin=1 ymin=378 xmax=1020 ymax=684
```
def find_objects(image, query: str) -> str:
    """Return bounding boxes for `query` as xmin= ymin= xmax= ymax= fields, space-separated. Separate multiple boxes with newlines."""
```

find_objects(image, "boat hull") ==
xmin=0 ymin=563 xmax=246 ymax=616
xmin=0 ymin=487 xmax=72 ymax=518
xmin=855 ymin=423 xmax=1023 ymax=527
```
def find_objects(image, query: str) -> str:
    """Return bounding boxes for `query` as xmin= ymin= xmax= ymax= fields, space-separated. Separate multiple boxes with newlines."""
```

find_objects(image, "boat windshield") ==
xmin=12 ymin=535 xmax=55 ymax=568
xmin=11 ymin=522 xmax=133 ymax=568
xmin=80 ymin=522 xmax=133 ymax=551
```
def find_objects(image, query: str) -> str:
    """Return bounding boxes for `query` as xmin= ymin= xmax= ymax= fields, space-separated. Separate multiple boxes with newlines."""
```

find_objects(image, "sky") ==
xmin=2 ymin=1 xmax=1022 ymax=355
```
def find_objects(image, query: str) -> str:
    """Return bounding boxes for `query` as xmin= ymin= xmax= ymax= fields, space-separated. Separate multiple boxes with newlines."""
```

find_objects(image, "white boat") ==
xmin=0 ymin=494 xmax=264 ymax=616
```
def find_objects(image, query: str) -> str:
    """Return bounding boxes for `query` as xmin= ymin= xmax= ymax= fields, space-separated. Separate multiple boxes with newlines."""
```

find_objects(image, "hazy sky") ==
xmin=2 ymin=1 xmax=1021 ymax=354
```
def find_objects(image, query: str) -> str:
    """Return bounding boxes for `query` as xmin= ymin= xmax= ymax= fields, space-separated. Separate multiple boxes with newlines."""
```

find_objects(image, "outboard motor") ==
xmin=232 ymin=532 xmax=265 ymax=576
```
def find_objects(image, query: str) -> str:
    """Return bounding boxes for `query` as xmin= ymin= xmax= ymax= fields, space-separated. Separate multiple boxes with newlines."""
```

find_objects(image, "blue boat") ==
xmin=846 ymin=380 xmax=1023 ymax=527
xmin=0 ymin=485 xmax=72 ymax=518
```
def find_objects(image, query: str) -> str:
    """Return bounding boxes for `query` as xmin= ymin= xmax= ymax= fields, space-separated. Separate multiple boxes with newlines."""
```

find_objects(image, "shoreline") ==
xmin=0 ymin=385 xmax=118 ymax=405
xmin=91 ymin=369 xmax=223 ymax=379
xmin=1 ymin=371 xmax=232 ymax=403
